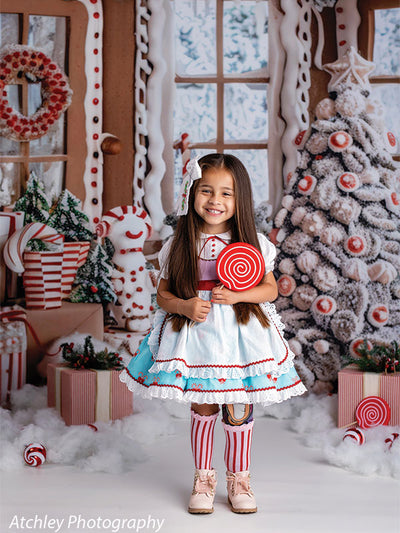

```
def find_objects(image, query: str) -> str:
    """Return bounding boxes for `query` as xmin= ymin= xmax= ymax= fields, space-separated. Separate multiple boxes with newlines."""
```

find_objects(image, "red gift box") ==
xmin=0 ymin=306 xmax=27 ymax=406
xmin=338 ymin=366 xmax=400 ymax=428
xmin=47 ymin=363 xmax=133 ymax=426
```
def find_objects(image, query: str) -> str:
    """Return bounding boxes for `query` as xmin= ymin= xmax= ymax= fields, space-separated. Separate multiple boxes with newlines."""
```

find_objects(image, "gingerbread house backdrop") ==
xmin=1 ymin=0 xmax=399 ymax=391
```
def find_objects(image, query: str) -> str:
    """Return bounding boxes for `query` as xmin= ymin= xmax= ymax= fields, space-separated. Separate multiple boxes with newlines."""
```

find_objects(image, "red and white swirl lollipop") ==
xmin=343 ymin=428 xmax=365 ymax=445
xmin=328 ymin=131 xmax=353 ymax=152
xmin=356 ymin=396 xmax=391 ymax=429
xmin=24 ymin=443 xmax=47 ymax=467
xmin=217 ymin=242 xmax=265 ymax=292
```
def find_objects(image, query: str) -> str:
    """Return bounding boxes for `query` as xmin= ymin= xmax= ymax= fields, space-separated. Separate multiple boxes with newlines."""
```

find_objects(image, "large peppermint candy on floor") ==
xmin=356 ymin=396 xmax=391 ymax=429
xmin=24 ymin=443 xmax=47 ymax=467
xmin=343 ymin=427 xmax=365 ymax=445
xmin=311 ymin=295 xmax=337 ymax=316
xmin=328 ymin=131 xmax=353 ymax=152
xmin=337 ymin=172 xmax=360 ymax=192
xmin=217 ymin=242 xmax=265 ymax=292
xmin=367 ymin=304 xmax=389 ymax=327
xmin=297 ymin=174 xmax=317 ymax=195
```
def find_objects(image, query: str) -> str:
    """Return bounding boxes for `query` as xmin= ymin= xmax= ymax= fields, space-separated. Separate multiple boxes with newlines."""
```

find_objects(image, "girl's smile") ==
xmin=194 ymin=167 xmax=236 ymax=234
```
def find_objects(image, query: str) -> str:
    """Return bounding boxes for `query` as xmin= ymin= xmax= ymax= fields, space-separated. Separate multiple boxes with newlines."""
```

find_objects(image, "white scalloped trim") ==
xmin=119 ymin=370 xmax=307 ymax=407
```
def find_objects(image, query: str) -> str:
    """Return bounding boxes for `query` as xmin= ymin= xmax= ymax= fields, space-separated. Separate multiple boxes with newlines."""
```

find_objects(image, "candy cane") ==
xmin=3 ymin=223 xmax=64 ymax=274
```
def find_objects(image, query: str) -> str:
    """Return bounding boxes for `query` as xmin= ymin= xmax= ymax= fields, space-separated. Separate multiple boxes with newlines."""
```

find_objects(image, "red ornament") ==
xmin=90 ymin=286 xmax=98 ymax=293
xmin=217 ymin=242 xmax=265 ymax=292
xmin=345 ymin=235 xmax=366 ymax=256
xmin=356 ymin=396 xmax=391 ymax=429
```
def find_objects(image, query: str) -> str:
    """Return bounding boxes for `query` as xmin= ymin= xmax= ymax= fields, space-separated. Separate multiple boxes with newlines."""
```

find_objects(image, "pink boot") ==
xmin=226 ymin=470 xmax=257 ymax=513
xmin=188 ymin=469 xmax=217 ymax=514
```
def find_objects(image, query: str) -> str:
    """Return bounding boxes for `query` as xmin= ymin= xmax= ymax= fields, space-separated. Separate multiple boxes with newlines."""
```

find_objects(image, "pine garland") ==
xmin=61 ymin=335 xmax=124 ymax=370
xmin=344 ymin=340 xmax=399 ymax=374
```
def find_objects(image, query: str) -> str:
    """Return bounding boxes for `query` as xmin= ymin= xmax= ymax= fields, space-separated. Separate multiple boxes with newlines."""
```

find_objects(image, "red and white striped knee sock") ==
xmin=222 ymin=420 xmax=254 ymax=473
xmin=190 ymin=410 xmax=219 ymax=470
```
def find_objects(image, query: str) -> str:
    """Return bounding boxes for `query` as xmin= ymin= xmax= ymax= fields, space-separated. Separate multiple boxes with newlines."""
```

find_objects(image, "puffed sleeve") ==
xmin=257 ymin=233 xmax=277 ymax=274
xmin=157 ymin=237 xmax=173 ymax=281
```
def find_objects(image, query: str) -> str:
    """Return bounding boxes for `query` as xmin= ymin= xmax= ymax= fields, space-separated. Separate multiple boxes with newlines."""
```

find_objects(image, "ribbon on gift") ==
xmin=54 ymin=366 xmax=113 ymax=423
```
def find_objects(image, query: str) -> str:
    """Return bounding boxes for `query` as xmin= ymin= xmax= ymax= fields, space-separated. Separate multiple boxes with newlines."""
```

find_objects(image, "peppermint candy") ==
xmin=349 ymin=338 xmax=373 ymax=358
xmin=344 ymin=235 xmax=367 ymax=256
xmin=311 ymin=295 xmax=337 ymax=316
xmin=217 ymin=242 xmax=265 ymax=292
xmin=277 ymin=275 xmax=296 ymax=297
xmin=383 ymin=131 xmax=398 ymax=153
xmin=367 ymin=304 xmax=389 ymax=327
xmin=24 ymin=443 xmax=47 ymax=467
xmin=328 ymin=131 xmax=353 ymax=152
xmin=337 ymin=172 xmax=360 ymax=192
xmin=297 ymin=174 xmax=317 ymax=195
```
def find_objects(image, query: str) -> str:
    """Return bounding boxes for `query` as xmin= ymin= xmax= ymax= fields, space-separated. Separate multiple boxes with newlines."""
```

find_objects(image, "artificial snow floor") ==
xmin=1 ymin=393 xmax=399 ymax=533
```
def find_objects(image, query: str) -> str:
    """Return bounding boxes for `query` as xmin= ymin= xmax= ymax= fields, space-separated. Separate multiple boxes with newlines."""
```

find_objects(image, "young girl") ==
xmin=120 ymin=154 xmax=306 ymax=514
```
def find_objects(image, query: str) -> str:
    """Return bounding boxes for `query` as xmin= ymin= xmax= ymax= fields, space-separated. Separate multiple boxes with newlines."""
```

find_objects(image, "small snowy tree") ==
xmin=48 ymin=189 xmax=93 ymax=242
xmin=69 ymin=243 xmax=116 ymax=304
xmin=272 ymin=48 xmax=400 ymax=393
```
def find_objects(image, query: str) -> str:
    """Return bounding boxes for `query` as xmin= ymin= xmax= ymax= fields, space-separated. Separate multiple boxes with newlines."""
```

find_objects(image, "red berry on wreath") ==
xmin=90 ymin=286 xmax=98 ymax=293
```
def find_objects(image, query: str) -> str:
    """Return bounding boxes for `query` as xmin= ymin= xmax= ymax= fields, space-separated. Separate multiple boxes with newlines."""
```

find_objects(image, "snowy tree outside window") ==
xmin=173 ymin=0 xmax=269 ymax=204
xmin=371 ymin=7 xmax=400 ymax=155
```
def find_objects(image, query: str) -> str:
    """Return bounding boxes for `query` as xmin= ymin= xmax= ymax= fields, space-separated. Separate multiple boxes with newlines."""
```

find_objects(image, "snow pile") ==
xmin=0 ymin=385 xmax=175 ymax=474
xmin=259 ymin=393 xmax=400 ymax=479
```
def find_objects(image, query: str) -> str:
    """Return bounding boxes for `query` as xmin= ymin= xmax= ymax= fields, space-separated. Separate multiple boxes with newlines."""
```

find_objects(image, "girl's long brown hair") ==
xmin=166 ymin=153 xmax=270 ymax=331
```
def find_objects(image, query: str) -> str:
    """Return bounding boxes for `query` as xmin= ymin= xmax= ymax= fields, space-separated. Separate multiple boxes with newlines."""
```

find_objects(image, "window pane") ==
xmin=28 ymin=16 xmax=67 ymax=69
xmin=29 ymin=81 xmax=65 ymax=155
xmin=0 ymin=163 xmax=21 ymax=207
xmin=29 ymin=161 xmax=65 ymax=203
xmin=174 ymin=84 xmax=217 ymax=143
xmin=225 ymin=84 xmax=267 ymax=141
xmin=372 ymin=85 xmax=400 ymax=146
xmin=0 ymin=85 xmax=22 ymax=155
xmin=373 ymin=8 xmax=400 ymax=76
xmin=175 ymin=0 xmax=216 ymax=76
xmin=224 ymin=1 xmax=268 ymax=75
xmin=228 ymin=149 xmax=268 ymax=203
xmin=0 ymin=13 xmax=20 ymax=48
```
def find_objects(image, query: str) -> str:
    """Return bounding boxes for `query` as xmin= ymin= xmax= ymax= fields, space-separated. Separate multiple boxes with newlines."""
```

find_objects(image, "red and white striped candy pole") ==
xmin=173 ymin=132 xmax=191 ymax=177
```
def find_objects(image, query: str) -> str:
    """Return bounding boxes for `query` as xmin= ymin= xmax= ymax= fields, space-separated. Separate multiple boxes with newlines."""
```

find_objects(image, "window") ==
xmin=173 ymin=0 xmax=269 ymax=202
xmin=359 ymin=0 xmax=400 ymax=158
xmin=0 ymin=0 xmax=87 ymax=207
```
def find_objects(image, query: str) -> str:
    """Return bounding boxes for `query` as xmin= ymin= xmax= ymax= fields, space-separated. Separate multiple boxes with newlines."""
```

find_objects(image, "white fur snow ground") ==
xmin=1 ymin=389 xmax=399 ymax=533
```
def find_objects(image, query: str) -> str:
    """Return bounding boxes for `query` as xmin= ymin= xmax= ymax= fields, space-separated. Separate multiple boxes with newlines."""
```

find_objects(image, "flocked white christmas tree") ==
xmin=48 ymin=189 xmax=93 ymax=242
xmin=273 ymin=48 xmax=400 ymax=393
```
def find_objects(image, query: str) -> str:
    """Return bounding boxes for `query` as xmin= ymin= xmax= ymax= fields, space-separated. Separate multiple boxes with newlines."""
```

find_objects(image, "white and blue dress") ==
xmin=120 ymin=231 xmax=307 ymax=406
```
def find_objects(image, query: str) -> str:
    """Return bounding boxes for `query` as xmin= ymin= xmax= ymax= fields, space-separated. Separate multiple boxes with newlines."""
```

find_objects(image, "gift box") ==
xmin=338 ymin=366 xmax=400 ymax=428
xmin=0 ymin=211 xmax=25 ymax=303
xmin=26 ymin=302 xmax=104 ymax=382
xmin=0 ymin=306 xmax=27 ymax=406
xmin=47 ymin=363 xmax=133 ymax=425
xmin=103 ymin=328 xmax=146 ymax=356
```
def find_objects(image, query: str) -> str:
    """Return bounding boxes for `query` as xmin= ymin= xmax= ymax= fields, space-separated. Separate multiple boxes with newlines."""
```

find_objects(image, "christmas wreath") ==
xmin=0 ymin=45 xmax=73 ymax=142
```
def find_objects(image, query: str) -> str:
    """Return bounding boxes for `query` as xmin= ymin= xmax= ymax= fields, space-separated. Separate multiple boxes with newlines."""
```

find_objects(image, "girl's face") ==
xmin=194 ymin=167 xmax=236 ymax=234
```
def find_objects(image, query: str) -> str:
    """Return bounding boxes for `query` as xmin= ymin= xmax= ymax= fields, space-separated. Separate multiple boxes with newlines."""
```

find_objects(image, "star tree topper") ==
xmin=323 ymin=47 xmax=375 ymax=92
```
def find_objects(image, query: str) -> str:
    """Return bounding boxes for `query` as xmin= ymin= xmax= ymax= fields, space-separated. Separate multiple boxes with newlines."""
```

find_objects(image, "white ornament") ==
xmin=274 ymin=208 xmax=288 ymax=228
xmin=313 ymin=340 xmax=330 ymax=354
xmin=342 ymin=258 xmax=369 ymax=282
xmin=296 ymin=251 xmax=319 ymax=274
xmin=290 ymin=206 xmax=307 ymax=227
xmin=312 ymin=266 xmax=338 ymax=292
xmin=281 ymin=195 xmax=294 ymax=211
xmin=320 ymin=225 xmax=344 ymax=246
xmin=278 ymin=258 xmax=296 ymax=275
xmin=315 ymin=98 xmax=335 ymax=120
xmin=301 ymin=211 xmax=326 ymax=237
xmin=288 ymin=338 xmax=302 ymax=356
xmin=367 ymin=261 xmax=397 ymax=285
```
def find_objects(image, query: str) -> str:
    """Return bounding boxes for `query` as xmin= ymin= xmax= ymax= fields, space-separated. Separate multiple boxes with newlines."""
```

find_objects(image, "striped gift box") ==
xmin=61 ymin=241 xmax=90 ymax=298
xmin=23 ymin=251 xmax=63 ymax=309
xmin=338 ymin=366 xmax=400 ymax=428
xmin=47 ymin=363 xmax=133 ymax=426
xmin=0 ymin=313 xmax=27 ymax=406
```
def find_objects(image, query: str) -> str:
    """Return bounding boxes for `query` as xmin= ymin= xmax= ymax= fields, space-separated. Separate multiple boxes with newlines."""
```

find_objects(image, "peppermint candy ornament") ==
xmin=356 ymin=396 xmax=391 ymax=429
xmin=367 ymin=304 xmax=389 ymax=327
xmin=344 ymin=235 xmax=367 ymax=256
xmin=277 ymin=275 xmax=296 ymax=297
xmin=385 ymin=191 xmax=399 ymax=214
xmin=217 ymin=242 xmax=265 ymax=292
xmin=328 ymin=131 xmax=353 ymax=152
xmin=343 ymin=428 xmax=365 ymax=445
xmin=24 ymin=443 xmax=46 ymax=467
xmin=337 ymin=172 xmax=360 ymax=192
xmin=311 ymin=295 xmax=337 ymax=316
xmin=297 ymin=174 xmax=317 ymax=195
xmin=350 ymin=338 xmax=373 ymax=358
xmin=383 ymin=131 xmax=398 ymax=153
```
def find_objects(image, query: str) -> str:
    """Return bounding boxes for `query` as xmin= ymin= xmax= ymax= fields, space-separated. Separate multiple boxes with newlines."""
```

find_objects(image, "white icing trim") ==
xmin=335 ymin=0 xmax=361 ymax=58
xmin=77 ymin=0 xmax=104 ymax=227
